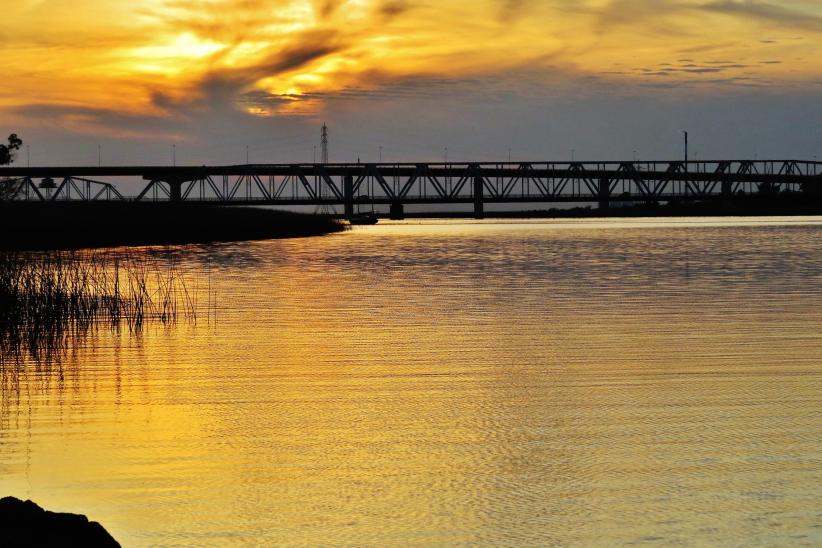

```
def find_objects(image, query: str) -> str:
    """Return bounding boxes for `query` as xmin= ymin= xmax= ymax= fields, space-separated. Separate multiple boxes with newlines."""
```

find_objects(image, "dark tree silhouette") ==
xmin=1 ymin=134 xmax=23 ymax=200
xmin=0 ymin=134 xmax=22 ymax=165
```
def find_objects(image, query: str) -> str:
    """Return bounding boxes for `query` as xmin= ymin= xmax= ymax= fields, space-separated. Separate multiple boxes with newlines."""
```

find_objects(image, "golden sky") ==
xmin=2 ymin=0 xmax=821 ymax=117
xmin=1 ymin=0 xmax=821 ymax=163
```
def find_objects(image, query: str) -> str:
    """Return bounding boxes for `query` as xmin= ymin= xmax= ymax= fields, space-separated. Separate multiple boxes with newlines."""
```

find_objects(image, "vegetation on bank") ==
xmin=0 ymin=249 xmax=198 ymax=371
xmin=1 ymin=133 xmax=23 ymax=201
xmin=0 ymin=203 xmax=347 ymax=250
xmin=0 ymin=134 xmax=22 ymax=166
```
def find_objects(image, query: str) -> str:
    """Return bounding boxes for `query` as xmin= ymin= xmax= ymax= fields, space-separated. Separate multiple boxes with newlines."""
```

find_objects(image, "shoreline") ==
xmin=0 ymin=203 xmax=347 ymax=250
xmin=2 ymin=197 xmax=821 ymax=250
xmin=380 ymin=196 xmax=822 ymax=220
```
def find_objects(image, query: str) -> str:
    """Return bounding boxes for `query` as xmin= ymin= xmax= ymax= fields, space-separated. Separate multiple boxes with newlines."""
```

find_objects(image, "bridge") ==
xmin=1 ymin=160 xmax=820 ymax=218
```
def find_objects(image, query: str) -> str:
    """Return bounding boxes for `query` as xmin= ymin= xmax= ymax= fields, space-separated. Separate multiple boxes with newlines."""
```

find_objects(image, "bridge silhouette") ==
xmin=1 ymin=160 xmax=820 ymax=218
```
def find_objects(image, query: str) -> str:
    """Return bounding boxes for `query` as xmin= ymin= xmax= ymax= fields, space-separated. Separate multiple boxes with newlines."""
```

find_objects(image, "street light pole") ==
xmin=683 ymin=131 xmax=689 ymax=165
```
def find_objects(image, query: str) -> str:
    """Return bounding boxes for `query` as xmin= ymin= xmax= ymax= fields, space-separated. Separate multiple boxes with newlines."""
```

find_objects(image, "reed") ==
xmin=0 ymin=250 xmax=199 ymax=369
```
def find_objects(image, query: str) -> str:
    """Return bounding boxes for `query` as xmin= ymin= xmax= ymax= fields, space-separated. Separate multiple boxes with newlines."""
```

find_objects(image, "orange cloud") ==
xmin=1 ymin=0 xmax=820 ymax=130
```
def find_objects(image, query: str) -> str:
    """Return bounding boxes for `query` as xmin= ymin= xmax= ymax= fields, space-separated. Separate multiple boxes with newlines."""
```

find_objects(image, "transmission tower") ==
xmin=321 ymin=123 xmax=329 ymax=164
xmin=317 ymin=122 xmax=335 ymax=215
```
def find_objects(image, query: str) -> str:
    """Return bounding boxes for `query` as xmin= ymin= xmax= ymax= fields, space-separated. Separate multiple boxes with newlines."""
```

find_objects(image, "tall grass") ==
xmin=0 ymin=250 xmax=199 ymax=369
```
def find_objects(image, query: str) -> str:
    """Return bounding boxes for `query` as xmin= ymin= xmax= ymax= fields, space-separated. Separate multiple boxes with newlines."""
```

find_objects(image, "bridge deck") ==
xmin=2 ymin=161 xmax=820 ymax=217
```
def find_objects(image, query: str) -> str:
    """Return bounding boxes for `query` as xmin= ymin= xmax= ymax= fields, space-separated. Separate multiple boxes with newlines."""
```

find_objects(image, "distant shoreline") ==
xmin=2 ymin=197 xmax=821 ymax=251
xmin=0 ymin=203 xmax=347 ymax=250
xmin=385 ymin=196 xmax=822 ymax=220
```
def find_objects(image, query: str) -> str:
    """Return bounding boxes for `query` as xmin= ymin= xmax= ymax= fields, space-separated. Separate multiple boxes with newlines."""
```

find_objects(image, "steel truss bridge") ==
xmin=1 ymin=160 xmax=820 ymax=217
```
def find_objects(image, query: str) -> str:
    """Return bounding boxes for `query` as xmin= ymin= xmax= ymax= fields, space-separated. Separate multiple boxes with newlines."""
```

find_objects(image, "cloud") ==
xmin=701 ymin=1 xmax=822 ymax=32
xmin=2 ymin=0 xmax=821 ymax=141
xmin=148 ymin=32 xmax=344 ymax=117
xmin=379 ymin=0 xmax=410 ymax=20
xmin=9 ymin=103 xmax=184 ymax=140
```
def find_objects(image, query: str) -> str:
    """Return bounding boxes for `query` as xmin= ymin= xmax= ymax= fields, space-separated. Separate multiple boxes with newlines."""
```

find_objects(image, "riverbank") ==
xmin=0 ymin=203 xmax=346 ymax=250
xmin=395 ymin=195 xmax=822 ymax=219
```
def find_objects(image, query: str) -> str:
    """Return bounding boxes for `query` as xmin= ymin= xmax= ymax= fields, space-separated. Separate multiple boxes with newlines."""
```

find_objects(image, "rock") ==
xmin=0 ymin=496 xmax=120 ymax=547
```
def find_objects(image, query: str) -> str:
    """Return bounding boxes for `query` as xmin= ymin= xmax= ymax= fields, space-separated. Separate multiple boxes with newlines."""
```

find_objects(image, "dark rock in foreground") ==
xmin=0 ymin=203 xmax=347 ymax=250
xmin=0 ymin=496 xmax=120 ymax=547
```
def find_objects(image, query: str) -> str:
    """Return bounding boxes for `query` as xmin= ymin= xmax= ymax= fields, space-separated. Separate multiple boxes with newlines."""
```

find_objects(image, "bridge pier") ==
xmin=169 ymin=180 xmax=183 ymax=202
xmin=759 ymin=182 xmax=777 ymax=195
xmin=344 ymin=174 xmax=354 ymax=219
xmin=390 ymin=202 xmax=404 ymax=220
xmin=598 ymin=176 xmax=610 ymax=210
xmin=474 ymin=176 xmax=484 ymax=219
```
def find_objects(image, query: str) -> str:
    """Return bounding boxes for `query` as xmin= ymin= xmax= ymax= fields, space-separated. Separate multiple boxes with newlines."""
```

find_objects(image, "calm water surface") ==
xmin=2 ymin=217 xmax=822 ymax=546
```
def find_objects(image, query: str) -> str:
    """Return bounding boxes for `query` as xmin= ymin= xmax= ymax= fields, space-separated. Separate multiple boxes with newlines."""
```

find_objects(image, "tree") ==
xmin=0 ymin=134 xmax=22 ymax=165
xmin=0 ymin=134 xmax=23 ymax=201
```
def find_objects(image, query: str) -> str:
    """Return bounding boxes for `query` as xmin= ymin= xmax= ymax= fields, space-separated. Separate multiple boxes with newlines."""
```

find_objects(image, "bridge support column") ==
xmin=474 ymin=176 xmax=484 ymax=219
xmin=598 ymin=177 xmax=610 ymax=210
xmin=759 ymin=182 xmax=777 ymax=196
xmin=344 ymin=174 xmax=354 ymax=219
xmin=169 ymin=180 xmax=183 ymax=202
xmin=390 ymin=202 xmax=404 ymax=220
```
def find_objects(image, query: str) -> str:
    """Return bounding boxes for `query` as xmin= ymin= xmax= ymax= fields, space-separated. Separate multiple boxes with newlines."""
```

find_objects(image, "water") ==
xmin=2 ymin=217 xmax=822 ymax=546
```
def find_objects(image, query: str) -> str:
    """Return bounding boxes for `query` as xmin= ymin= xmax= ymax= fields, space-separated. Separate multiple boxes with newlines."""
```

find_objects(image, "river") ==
xmin=2 ymin=217 xmax=822 ymax=546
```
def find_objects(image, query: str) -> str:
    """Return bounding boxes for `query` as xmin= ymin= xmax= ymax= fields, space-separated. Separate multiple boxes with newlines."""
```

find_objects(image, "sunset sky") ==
xmin=2 ymin=0 xmax=822 ymax=164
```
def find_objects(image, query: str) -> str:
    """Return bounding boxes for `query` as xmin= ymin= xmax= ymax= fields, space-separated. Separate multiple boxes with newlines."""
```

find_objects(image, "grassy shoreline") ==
xmin=0 ymin=203 xmax=347 ymax=250
xmin=0 ymin=249 xmax=199 ymax=371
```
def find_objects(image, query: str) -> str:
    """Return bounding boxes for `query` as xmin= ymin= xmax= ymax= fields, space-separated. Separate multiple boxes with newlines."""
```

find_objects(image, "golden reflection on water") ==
xmin=2 ymin=217 xmax=822 ymax=546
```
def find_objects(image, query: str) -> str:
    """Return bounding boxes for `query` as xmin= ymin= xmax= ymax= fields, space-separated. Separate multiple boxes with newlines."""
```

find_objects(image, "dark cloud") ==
xmin=155 ymin=33 xmax=343 ymax=114
xmin=380 ymin=0 xmax=410 ymax=20
xmin=677 ymin=42 xmax=742 ymax=54
xmin=244 ymin=74 xmax=489 ymax=107
xmin=634 ymin=59 xmax=754 ymax=78
xmin=9 ymin=103 xmax=182 ymax=140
